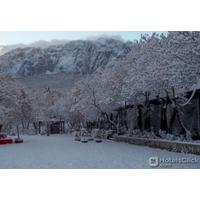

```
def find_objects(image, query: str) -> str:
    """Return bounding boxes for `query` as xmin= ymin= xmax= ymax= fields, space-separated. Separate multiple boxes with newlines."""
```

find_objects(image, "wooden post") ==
xmin=170 ymin=87 xmax=188 ymax=137
xmin=110 ymin=113 xmax=113 ymax=130
xmin=39 ymin=121 xmax=41 ymax=134
xmin=160 ymin=98 xmax=168 ymax=132
xmin=16 ymin=125 xmax=20 ymax=139
xmin=137 ymin=105 xmax=143 ymax=131
xmin=197 ymin=92 xmax=200 ymax=136
xmin=124 ymin=109 xmax=128 ymax=130
xmin=144 ymin=92 xmax=151 ymax=131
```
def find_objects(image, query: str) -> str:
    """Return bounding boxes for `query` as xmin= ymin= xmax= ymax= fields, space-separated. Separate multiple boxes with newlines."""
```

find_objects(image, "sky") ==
xmin=0 ymin=31 xmax=159 ymax=46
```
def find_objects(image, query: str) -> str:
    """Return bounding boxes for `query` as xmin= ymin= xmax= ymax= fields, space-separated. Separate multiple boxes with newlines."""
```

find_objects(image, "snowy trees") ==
xmin=69 ymin=67 xmax=127 ymax=132
xmin=68 ymin=32 xmax=200 ymax=138
xmin=0 ymin=74 xmax=33 ymax=134
xmin=120 ymin=32 xmax=200 ymax=100
xmin=0 ymin=74 xmax=68 ymax=134
xmin=121 ymin=32 xmax=200 ymax=137
xmin=30 ymin=88 xmax=70 ymax=134
xmin=0 ymin=75 xmax=21 ymax=130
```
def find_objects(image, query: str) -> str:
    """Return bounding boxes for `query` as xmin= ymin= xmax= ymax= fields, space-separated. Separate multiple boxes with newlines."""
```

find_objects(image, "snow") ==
xmin=45 ymin=70 xmax=58 ymax=75
xmin=0 ymin=134 xmax=200 ymax=169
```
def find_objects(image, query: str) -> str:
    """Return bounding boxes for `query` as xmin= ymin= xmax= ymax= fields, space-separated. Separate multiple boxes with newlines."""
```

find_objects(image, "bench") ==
xmin=0 ymin=138 xmax=13 ymax=145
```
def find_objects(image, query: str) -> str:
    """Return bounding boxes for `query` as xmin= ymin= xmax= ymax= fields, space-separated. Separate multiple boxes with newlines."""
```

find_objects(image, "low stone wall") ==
xmin=114 ymin=136 xmax=200 ymax=155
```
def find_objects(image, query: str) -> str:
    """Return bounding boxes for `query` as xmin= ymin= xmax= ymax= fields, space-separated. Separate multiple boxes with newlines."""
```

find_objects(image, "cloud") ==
xmin=85 ymin=34 xmax=125 ymax=42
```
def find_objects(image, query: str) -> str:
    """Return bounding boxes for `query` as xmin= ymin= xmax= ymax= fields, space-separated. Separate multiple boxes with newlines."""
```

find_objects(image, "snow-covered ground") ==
xmin=0 ymin=134 xmax=200 ymax=169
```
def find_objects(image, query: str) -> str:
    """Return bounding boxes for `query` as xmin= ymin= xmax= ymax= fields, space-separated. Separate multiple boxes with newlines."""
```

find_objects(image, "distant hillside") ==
xmin=17 ymin=72 xmax=82 ymax=90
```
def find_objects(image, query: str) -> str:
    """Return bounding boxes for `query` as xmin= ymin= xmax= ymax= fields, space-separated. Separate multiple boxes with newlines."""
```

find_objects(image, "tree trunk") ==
xmin=27 ymin=122 xmax=30 ymax=129
xmin=101 ymin=112 xmax=119 ymax=134
xmin=110 ymin=113 xmax=113 ymax=130
xmin=0 ymin=124 xmax=2 ymax=132
xmin=169 ymin=108 xmax=177 ymax=133
xmin=21 ymin=121 xmax=25 ymax=129
xmin=124 ymin=110 xmax=128 ymax=130
xmin=198 ymin=93 xmax=200 ymax=136
xmin=170 ymin=87 xmax=189 ymax=137
xmin=39 ymin=121 xmax=41 ymax=134
xmin=160 ymin=98 xmax=168 ymax=133
xmin=144 ymin=92 xmax=151 ymax=131
xmin=16 ymin=125 xmax=20 ymax=139
xmin=33 ymin=122 xmax=38 ymax=134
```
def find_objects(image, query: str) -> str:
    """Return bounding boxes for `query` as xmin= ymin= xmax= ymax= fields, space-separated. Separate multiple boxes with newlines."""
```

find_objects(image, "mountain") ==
xmin=0 ymin=38 xmax=132 ymax=77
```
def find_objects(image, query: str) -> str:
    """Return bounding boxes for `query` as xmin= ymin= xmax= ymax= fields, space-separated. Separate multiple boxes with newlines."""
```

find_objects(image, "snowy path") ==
xmin=0 ymin=135 xmax=200 ymax=169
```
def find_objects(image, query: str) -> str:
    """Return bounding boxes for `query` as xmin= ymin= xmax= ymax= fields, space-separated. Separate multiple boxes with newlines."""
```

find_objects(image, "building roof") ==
xmin=114 ymin=88 xmax=200 ymax=112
